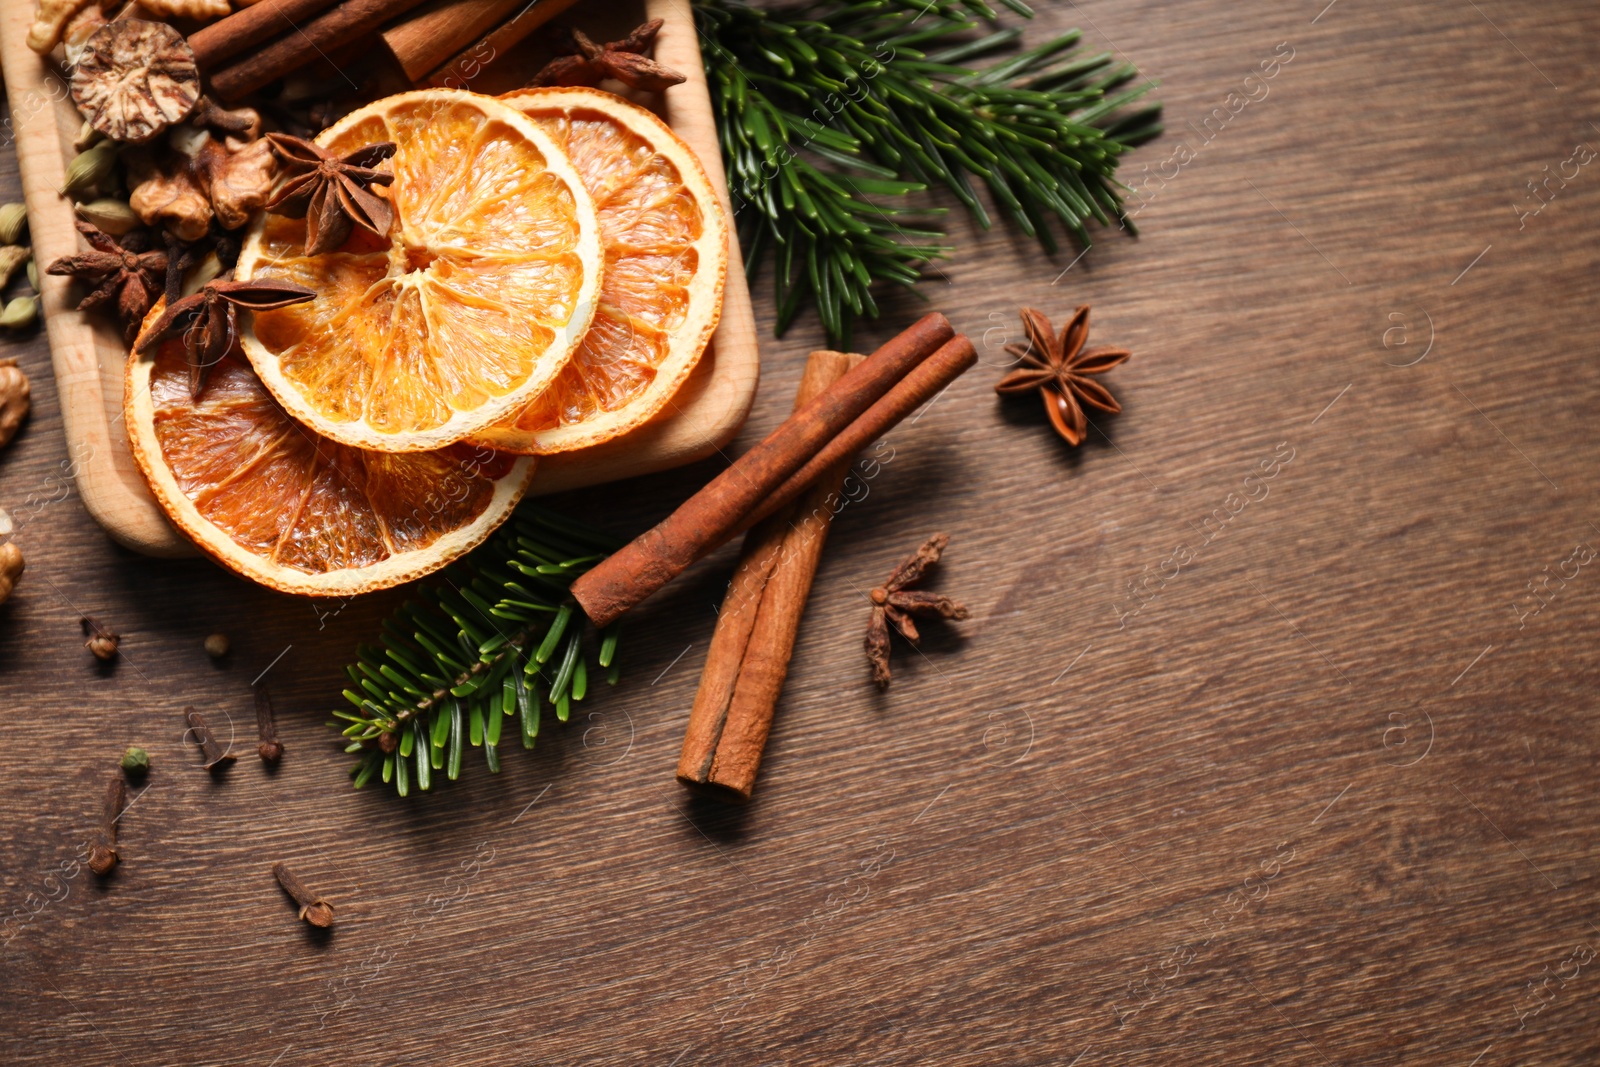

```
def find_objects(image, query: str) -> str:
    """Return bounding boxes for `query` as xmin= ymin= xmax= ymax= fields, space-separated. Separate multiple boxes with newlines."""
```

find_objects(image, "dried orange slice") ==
xmin=236 ymin=89 xmax=603 ymax=453
xmin=127 ymin=325 xmax=535 ymax=596
xmin=469 ymin=87 xmax=728 ymax=455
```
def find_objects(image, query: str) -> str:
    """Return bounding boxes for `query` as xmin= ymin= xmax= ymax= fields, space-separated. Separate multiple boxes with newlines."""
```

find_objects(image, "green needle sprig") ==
xmin=695 ymin=0 xmax=1162 ymax=346
xmin=332 ymin=504 xmax=622 ymax=797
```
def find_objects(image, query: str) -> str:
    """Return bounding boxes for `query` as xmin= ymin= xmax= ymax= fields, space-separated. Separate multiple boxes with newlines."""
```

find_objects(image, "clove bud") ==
xmin=184 ymin=707 xmax=236 ymax=771
xmin=88 ymin=774 xmax=125 ymax=876
xmin=272 ymin=862 xmax=334 ymax=927
xmin=255 ymin=686 xmax=282 ymax=763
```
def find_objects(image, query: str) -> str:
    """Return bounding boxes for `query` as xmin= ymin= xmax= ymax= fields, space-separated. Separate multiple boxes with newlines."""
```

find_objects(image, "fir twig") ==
xmin=332 ymin=504 xmax=622 ymax=796
xmin=695 ymin=0 xmax=1163 ymax=346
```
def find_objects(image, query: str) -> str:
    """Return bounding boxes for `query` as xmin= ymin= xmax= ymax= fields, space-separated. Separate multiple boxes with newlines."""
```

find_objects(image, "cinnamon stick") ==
xmin=569 ymin=312 xmax=955 ymax=628
xmin=738 ymin=334 xmax=977 ymax=535
xmin=188 ymin=0 xmax=345 ymax=71
xmin=378 ymin=0 xmax=524 ymax=84
xmin=207 ymin=0 xmax=436 ymax=100
xmin=424 ymin=0 xmax=581 ymax=89
xmin=678 ymin=351 xmax=862 ymax=802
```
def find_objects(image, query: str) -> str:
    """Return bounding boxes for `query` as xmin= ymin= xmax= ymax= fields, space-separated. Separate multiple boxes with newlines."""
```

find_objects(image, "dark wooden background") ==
xmin=5 ymin=1 xmax=1600 ymax=1063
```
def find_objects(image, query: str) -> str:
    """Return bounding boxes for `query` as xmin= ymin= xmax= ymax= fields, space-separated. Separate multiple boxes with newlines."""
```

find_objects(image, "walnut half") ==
xmin=197 ymin=137 xmax=278 ymax=231
xmin=127 ymin=148 xmax=212 ymax=241
xmin=0 ymin=358 xmax=31 ymax=451
xmin=70 ymin=20 xmax=200 ymax=145
xmin=26 ymin=0 xmax=95 ymax=54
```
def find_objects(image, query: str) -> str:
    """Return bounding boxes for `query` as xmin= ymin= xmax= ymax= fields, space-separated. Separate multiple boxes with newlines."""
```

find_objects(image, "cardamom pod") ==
xmin=0 ymin=296 xmax=40 ymax=330
xmin=74 ymin=120 xmax=101 ymax=153
xmin=74 ymin=198 xmax=139 ymax=237
xmin=0 ymin=246 xmax=29 ymax=291
xmin=26 ymin=259 xmax=38 ymax=292
xmin=0 ymin=203 xmax=26 ymax=246
xmin=60 ymin=141 xmax=118 ymax=200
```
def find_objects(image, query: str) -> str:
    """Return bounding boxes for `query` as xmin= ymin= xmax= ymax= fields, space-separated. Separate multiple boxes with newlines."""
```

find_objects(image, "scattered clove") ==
xmin=255 ymin=686 xmax=282 ymax=763
xmin=120 ymin=746 xmax=150 ymax=777
xmin=272 ymin=862 xmax=333 ymax=928
xmin=864 ymin=533 xmax=969 ymax=689
xmin=184 ymin=706 xmax=235 ymax=771
xmin=80 ymin=616 xmax=119 ymax=661
xmin=87 ymin=774 xmax=125 ymax=876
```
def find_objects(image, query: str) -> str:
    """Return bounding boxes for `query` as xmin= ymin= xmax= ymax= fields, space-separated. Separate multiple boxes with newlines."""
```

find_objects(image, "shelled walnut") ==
xmin=127 ymin=149 xmax=212 ymax=241
xmin=26 ymin=0 xmax=96 ymax=54
xmin=0 ymin=543 xmax=22 ymax=606
xmin=195 ymin=137 xmax=277 ymax=230
xmin=0 ymin=359 xmax=30 ymax=450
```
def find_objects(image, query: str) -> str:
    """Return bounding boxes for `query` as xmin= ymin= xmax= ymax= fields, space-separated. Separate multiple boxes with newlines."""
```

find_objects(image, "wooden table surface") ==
xmin=4 ymin=2 xmax=1599 ymax=1063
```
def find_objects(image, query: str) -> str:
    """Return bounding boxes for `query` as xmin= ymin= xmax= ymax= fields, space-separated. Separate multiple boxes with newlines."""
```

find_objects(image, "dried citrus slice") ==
xmin=468 ymin=87 xmax=728 ymax=455
xmin=127 ymin=325 xmax=535 ymax=596
xmin=236 ymin=89 xmax=603 ymax=453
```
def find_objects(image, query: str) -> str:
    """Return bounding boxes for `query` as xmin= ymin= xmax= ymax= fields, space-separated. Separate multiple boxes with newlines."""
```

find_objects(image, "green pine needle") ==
xmin=335 ymin=504 xmax=622 ymax=797
xmin=695 ymin=0 xmax=1163 ymax=346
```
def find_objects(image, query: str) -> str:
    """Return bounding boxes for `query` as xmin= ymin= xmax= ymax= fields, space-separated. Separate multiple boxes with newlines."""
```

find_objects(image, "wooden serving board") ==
xmin=0 ymin=0 xmax=758 ymax=556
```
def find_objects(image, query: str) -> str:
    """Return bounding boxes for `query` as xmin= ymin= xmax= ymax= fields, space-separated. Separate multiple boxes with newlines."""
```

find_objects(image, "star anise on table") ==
xmin=134 ymin=276 xmax=315 ymax=398
xmin=995 ymin=305 xmax=1131 ymax=446
xmin=263 ymin=133 xmax=397 ymax=257
xmin=531 ymin=19 xmax=686 ymax=93
xmin=865 ymin=533 xmax=969 ymax=690
xmin=46 ymin=222 xmax=168 ymax=344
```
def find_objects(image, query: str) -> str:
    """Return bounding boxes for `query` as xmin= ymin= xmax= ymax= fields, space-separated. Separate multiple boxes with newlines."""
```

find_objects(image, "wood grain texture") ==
xmin=3 ymin=1 xmax=1600 ymax=1064
xmin=0 ymin=0 xmax=761 ymax=544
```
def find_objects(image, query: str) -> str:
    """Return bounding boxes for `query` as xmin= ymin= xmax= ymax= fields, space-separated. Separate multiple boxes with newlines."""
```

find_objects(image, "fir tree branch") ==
xmin=695 ymin=0 xmax=1163 ymax=346
xmin=332 ymin=504 xmax=622 ymax=797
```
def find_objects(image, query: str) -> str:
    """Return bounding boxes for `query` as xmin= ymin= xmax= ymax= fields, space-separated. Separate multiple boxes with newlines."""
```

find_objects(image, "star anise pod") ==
xmin=46 ymin=222 xmax=168 ymax=345
xmin=531 ymin=19 xmax=686 ymax=93
xmin=134 ymin=276 xmax=315 ymax=398
xmin=865 ymin=533 xmax=969 ymax=690
xmin=263 ymin=133 xmax=397 ymax=257
xmin=995 ymin=305 xmax=1131 ymax=446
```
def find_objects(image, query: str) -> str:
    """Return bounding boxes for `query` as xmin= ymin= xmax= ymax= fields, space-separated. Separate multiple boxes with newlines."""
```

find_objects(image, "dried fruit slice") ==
xmin=469 ymin=87 xmax=728 ymax=455
xmin=236 ymin=89 xmax=603 ymax=453
xmin=127 ymin=326 xmax=534 ymax=596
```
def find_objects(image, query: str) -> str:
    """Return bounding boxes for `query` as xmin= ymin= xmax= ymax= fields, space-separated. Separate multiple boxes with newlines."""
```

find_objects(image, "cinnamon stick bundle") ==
xmin=678 ymin=351 xmax=862 ymax=802
xmin=570 ymin=312 xmax=956 ymax=628
xmin=207 ymin=0 xmax=436 ymax=99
